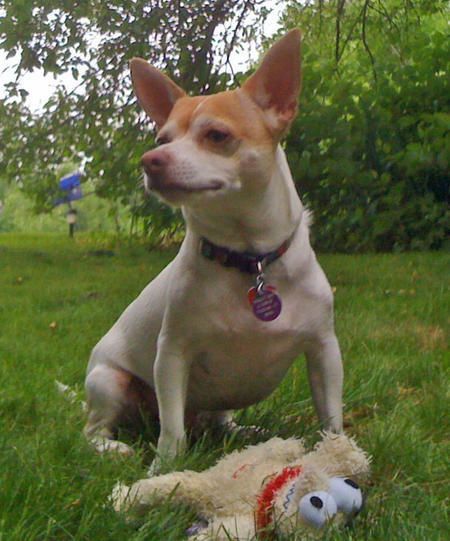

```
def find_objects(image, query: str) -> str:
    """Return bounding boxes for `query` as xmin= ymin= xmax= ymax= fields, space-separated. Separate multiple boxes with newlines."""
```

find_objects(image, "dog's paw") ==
xmin=91 ymin=436 xmax=135 ymax=456
xmin=147 ymin=456 xmax=162 ymax=477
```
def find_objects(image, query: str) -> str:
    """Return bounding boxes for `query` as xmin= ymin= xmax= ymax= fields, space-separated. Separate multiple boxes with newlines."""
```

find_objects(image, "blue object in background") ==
xmin=67 ymin=185 xmax=83 ymax=201
xmin=59 ymin=172 xmax=82 ymax=191
xmin=54 ymin=171 xmax=83 ymax=206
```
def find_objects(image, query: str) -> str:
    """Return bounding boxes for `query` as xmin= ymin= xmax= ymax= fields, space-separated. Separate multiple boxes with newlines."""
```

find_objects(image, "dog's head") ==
xmin=130 ymin=30 xmax=302 ymax=206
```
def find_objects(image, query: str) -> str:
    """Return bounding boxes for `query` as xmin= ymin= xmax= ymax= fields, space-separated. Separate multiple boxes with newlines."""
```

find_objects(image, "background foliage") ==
xmin=0 ymin=0 xmax=448 ymax=251
xmin=283 ymin=0 xmax=449 ymax=252
xmin=0 ymin=0 xmax=268 ymax=239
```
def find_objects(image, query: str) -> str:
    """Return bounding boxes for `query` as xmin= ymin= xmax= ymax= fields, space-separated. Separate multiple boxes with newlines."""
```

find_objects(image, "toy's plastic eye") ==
xmin=298 ymin=490 xmax=337 ymax=528
xmin=328 ymin=477 xmax=363 ymax=515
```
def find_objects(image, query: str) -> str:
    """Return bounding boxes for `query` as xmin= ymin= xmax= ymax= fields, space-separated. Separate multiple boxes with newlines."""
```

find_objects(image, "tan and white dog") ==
xmin=84 ymin=30 xmax=343 ymax=465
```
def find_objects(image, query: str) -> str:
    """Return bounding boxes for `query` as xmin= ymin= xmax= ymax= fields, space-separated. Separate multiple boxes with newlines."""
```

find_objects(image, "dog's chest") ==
xmin=185 ymin=284 xmax=309 ymax=410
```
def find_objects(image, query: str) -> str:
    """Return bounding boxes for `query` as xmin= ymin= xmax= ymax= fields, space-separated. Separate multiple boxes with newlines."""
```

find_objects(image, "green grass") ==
xmin=0 ymin=233 xmax=448 ymax=540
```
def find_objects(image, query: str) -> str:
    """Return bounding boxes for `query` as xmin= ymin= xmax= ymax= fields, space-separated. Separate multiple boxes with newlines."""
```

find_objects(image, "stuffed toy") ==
xmin=112 ymin=432 xmax=370 ymax=540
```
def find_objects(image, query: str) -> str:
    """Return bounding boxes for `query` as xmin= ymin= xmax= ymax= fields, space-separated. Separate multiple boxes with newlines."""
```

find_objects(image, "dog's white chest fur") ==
xmin=183 ymin=245 xmax=327 ymax=410
xmin=89 ymin=215 xmax=334 ymax=412
xmin=183 ymin=278 xmax=303 ymax=409
xmin=187 ymin=328 xmax=301 ymax=409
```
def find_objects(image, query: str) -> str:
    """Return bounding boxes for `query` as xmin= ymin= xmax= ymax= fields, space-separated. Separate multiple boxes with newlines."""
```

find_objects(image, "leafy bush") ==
xmin=284 ymin=0 xmax=449 ymax=252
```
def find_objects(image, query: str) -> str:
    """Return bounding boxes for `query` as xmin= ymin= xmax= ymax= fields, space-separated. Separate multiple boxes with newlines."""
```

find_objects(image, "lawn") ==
xmin=0 ymin=233 xmax=448 ymax=541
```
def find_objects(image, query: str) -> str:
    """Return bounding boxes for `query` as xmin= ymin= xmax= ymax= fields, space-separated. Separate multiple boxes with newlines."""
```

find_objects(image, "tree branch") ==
xmin=222 ymin=0 xmax=254 ymax=87
xmin=361 ymin=0 xmax=378 ymax=83
xmin=338 ymin=3 xmax=365 ymax=60
xmin=335 ymin=0 xmax=346 ymax=64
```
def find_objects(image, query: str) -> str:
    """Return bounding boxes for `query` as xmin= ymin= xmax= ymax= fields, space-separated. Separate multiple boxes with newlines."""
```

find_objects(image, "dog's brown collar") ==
xmin=199 ymin=233 xmax=294 ymax=275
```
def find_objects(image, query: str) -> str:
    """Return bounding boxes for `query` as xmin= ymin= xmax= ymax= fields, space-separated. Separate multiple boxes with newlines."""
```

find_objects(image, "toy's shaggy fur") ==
xmin=112 ymin=433 xmax=370 ymax=540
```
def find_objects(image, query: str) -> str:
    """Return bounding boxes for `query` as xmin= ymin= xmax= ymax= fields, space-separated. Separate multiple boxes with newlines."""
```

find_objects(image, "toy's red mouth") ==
xmin=255 ymin=465 xmax=303 ymax=533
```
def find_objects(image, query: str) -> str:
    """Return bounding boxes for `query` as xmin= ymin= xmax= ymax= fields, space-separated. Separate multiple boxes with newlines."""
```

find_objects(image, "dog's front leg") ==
xmin=153 ymin=340 xmax=189 ymax=466
xmin=305 ymin=334 xmax=343 ymax=433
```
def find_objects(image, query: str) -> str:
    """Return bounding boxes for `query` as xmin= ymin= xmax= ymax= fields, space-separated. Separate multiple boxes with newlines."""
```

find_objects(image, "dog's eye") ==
xmin=298 ymin=491 xmax=337 ymax=528
xmin=205 ymin=129 xmax=230 ymax=144
xmin=328 ymin=477 xmax=363 ymax=515
xmin=155 ymin=135 xmax=171 ymax=146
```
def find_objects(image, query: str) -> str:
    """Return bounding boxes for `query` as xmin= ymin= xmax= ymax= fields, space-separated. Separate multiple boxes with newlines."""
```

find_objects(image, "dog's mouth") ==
xmin=158 ymin=181 xmax=223 ymax=194
xmin=146 ymin=177 xmax=224 ymax=196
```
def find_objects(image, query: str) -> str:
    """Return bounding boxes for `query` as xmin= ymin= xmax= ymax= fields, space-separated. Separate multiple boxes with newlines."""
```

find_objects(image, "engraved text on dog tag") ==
xmin=248 ymin=285 xmax=282 ymax=322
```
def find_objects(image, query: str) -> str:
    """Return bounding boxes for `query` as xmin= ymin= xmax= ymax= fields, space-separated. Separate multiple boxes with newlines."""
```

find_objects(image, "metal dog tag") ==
xmin=248 ymin=285 xmax=282 ymax=322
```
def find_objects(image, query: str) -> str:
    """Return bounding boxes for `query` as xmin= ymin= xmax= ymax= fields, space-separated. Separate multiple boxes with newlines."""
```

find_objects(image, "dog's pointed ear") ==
xmin=130 ymin=58 xmax=186 ymax=127
xmin=242 ymin=29 xmax=302 ymax=135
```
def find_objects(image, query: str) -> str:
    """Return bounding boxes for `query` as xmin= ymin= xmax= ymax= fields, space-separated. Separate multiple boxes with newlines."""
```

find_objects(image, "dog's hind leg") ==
xmin=84 ymin=364 xmax=158 ymax=456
